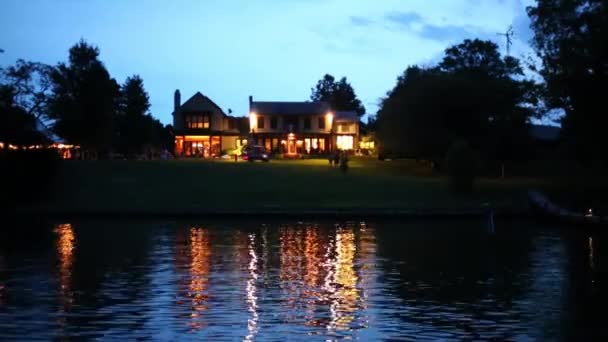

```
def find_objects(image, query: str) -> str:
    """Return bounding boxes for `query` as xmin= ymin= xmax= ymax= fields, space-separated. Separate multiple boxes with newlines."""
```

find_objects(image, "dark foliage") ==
xmin=116 ymin=75 xmax=153 ymax=155
xmin=377 ymin=39 xmax=539 ymax=164
xmin=310 ymin=74 xmax=366 ymax=116
xmin=528 ymin=0 xmax=608 ymax=163
xmin=0 ymin=85 xmax=49 ymax=146
xmin=48 ymin=40 xmax=120 ymax=155
xmin=0 ymin=60 xmax=54 ymax=121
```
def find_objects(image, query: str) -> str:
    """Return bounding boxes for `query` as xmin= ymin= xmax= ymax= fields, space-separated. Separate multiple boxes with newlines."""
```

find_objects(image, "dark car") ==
xmin=242 ymin=145 xmax=269 ymax=162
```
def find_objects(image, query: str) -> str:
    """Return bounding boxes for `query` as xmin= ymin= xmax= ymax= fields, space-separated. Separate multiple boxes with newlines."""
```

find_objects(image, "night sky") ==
xmin=0 ymin=0 xmax=536 ymax=124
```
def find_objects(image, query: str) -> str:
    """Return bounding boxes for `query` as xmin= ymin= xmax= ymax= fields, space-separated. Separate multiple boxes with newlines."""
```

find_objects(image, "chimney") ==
xmin=174 ymin=89 xmax=181 ymax=111
xmin=249 ymin=95 xmax=253 ymax=106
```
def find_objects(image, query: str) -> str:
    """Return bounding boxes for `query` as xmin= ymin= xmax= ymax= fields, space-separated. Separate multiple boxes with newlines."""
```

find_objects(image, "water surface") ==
xmin=0 ymin=219 xmax=605 ymax=340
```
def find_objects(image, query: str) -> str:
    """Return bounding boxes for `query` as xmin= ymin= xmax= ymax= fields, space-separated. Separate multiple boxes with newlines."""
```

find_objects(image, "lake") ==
xmin=0 ymin=219 xmax=606 ymax=341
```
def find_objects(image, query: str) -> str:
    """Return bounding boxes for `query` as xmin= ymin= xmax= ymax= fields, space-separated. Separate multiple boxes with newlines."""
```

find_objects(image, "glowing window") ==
xmin=336 ymin=135 xmax=354 ymax=150
xmin=186 ymin=114 xmax=210 ymax=129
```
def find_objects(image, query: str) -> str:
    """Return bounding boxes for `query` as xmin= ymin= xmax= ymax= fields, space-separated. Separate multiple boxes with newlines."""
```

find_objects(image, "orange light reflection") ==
xmin=54 ymin=223 xmax=75 ymax=330
xmin=328 ymin=227 xmax=358 ymax=331
xmin=188 ymin=227 xmax=211 ymax=331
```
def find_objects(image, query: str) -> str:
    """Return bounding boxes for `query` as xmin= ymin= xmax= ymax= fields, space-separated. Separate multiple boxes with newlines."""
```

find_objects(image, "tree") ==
xmin=116 ymin=75 xmax=151 ymax=155
xmin=377 ymin=66 xmax=453 ymax=158
xmin=310 ymin=74 xmax=366 ymax=116
xmin=0 ymin=85 xmax=47 ymax=146
xmin=48 ymin=40 xmax=119 ymax=155
xmin=527 ymin=0 xmax=608 ymax=163
xmin=0 ymin=60 xmax=54 ymax=121
xmin=377 ymin=39 xmax=538 ymax=166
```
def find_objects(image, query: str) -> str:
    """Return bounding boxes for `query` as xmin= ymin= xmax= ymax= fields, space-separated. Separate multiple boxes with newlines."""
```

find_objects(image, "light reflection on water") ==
xmin=245 ymin=232 xmax=259 ymax=341
xmin=54 ymin=223 xmax=75 ymax=330
xmin=0 ymin=220 xmax=605 ymax=340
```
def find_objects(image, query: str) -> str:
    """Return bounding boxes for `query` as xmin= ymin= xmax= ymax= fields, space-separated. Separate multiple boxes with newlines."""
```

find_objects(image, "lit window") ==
xmin=336 ymin=135 xmax=354 ymax=150
xmin=319 ymin=138 xmax=325 ymax=151
xmin=186 ymin=114 xmax=211 ymax=129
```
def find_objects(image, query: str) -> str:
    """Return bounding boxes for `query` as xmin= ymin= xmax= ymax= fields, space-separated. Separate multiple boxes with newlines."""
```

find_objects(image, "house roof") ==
xmin=334 ymin=111 xmax=358 ymax=122
xmin=178 ymin=92 xmax=225 ymax=114
xmin=529 ymin=124 xmax=561 ymax=141
xmin=250 ymin=101 xmax=330 ymax=115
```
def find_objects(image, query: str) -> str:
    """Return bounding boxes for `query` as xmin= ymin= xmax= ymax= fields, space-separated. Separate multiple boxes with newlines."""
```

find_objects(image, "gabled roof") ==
xmin=250 ymin=101 xmax=330 ymax=115
xmin=178 ymin=92 xmax=225 ymax=114
xmin=334 ymin=111 xmax=359 ymax=122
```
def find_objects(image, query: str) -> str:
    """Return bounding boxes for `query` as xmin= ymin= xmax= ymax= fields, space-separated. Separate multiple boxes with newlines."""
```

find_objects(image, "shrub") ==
xmin=445 ymin=140 xmax=478 ymax=193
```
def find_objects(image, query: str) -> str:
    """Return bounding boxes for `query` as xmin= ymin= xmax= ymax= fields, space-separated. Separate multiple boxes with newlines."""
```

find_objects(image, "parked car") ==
xmin=242 ymin=145 xmax=269 ymax=162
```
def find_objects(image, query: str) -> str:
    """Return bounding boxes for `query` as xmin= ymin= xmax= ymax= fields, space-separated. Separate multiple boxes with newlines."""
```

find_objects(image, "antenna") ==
xmin=497 ymin=25 xmax=514 ymax=56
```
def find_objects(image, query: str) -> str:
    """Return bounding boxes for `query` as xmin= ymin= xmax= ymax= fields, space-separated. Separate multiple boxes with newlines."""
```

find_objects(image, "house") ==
xmin=248 ymin=96 xmax=359 ymax=155
xmin=172 ymin=90 xmax=244 ymax=157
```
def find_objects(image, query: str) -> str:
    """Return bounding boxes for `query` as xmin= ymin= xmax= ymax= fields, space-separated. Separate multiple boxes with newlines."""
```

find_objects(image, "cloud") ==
xmin=349 ymin=16 xmax=374 ymax=27
xmin=384 ymin=11 xmax=488 ymax=43
xmin=512 ymin=1 xmax=534 ymax=43
xmin=384 ymin=11 xmax=423 ymax=26
xmin=419 ymin=24 xmax=479 ymax=42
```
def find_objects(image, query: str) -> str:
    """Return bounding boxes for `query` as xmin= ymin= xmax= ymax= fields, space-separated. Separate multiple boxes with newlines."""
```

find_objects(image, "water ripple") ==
xmin=0 ymin=220 xmax=602 ymax=340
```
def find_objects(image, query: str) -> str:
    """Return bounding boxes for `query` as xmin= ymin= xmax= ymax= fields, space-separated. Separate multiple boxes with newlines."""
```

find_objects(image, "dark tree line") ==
xmin=528 ymin=0 xmax=608 ymax=164
xmin=376 ymin=1 xmax=607 ymax=169
xmin=376 ymin=39 xmax=539 ymax=168
xmin=1 ymin=40 xmax=172 ymax=157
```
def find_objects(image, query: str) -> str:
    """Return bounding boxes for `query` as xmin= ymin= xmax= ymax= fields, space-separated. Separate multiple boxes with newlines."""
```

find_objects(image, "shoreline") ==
xmin=6 ymin=206 xmax=529 ymax=220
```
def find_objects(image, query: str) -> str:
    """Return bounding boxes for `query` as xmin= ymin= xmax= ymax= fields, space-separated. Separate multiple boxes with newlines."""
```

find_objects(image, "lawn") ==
xmin=29 ymin=157 xmax=549 ymax=215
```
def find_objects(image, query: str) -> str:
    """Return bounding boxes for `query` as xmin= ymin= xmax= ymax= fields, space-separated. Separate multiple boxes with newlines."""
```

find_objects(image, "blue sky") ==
xmin=1 ymin=0 xmax=536 ymax=124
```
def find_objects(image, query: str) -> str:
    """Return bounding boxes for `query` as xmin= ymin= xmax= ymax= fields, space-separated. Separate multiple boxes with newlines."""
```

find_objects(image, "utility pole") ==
xmin=497 ymin=25 xmax=514 ymax=56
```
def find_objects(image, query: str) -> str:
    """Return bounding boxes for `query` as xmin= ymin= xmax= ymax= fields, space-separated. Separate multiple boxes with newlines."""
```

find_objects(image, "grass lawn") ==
xmin=26 ymin=157 xmax=551 ymax=215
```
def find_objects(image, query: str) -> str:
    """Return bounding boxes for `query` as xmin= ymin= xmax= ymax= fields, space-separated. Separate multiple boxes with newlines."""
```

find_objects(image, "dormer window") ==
xmin=186 ymin=113 xmax=210 ymax=129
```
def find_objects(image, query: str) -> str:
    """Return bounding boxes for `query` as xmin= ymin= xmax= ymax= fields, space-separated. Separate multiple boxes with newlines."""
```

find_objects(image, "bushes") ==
xmin=0 ymin=149 xmax=60 ymax=206
xmin=446 ymin=140 xmax=479 ymax=193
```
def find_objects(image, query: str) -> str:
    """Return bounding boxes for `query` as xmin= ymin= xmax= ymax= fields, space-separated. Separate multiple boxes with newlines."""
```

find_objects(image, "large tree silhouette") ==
xmin=48 ymin=40 xmax=119 ymax=155
xmin=1 ymin=60 xmax=54 ymax=121
xmin=377 ymin=39 xmax=538 ymax=164
xmin=528 ymin=0 xmax=608 ymax=163
xmin=0 ymin=85 xmax=47 ymax=146
xmin=116 ymin=75 xmax=151 ymax=155
xmin=310 ymin=74 xmax=365 ymax=116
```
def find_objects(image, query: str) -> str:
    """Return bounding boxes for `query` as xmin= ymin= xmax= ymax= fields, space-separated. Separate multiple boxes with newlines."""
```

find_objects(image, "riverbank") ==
xmin=8 ymin=158 xmax=549 ymax=218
